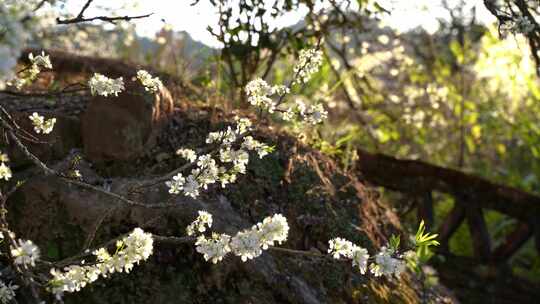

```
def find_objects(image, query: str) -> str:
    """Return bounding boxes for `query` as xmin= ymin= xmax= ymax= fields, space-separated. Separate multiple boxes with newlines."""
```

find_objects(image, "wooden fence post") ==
xmin=491 ymin=223 xmax=532 ymax=263
xmin=437 ymin=203 xmax=465 ymax=253
xmin=417 ymin=191 xmax=434 ymax=229
xmin=465 ymin=205 xmax=491 ymax=261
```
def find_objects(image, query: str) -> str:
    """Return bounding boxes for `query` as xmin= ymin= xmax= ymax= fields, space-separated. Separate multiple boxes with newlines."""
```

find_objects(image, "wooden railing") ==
xmin=355 ymin=149 xmax=540 ymax=264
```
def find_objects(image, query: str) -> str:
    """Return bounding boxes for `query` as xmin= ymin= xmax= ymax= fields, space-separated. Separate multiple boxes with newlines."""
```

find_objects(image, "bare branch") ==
xmin=56 ymin=13 xmax=154 ymax=25
xmin=77 ymin=0 xmax=94 ymax=19
xmin=54 ymin=0 xmax=153 ymax=25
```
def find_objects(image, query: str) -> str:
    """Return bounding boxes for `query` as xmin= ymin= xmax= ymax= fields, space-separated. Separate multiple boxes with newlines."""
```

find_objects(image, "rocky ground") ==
xmin=0 ymin=70 xmax=456 ymax=303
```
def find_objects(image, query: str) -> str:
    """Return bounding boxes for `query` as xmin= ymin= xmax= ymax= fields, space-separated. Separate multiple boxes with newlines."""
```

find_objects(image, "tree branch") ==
xmin=77 ymin=0 xmax=94 ymax=19
xmin=57 ymin=13 xmax=153 ymax=25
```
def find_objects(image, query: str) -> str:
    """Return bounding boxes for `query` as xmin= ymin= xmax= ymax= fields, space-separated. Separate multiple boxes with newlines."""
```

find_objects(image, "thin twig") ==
xmin=57 ymin=13 xmax=154 ymax=25
xmin=77 ymin=0 xmax=94 ymax=19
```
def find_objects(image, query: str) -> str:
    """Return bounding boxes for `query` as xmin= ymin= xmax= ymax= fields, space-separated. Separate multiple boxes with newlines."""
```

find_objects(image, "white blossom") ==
xmin=241 ymin=136 xmax=258 ymax=150
xmin=123 ymin=228 xmax=154 ymax=261
xmin=220 ymin=148 xmax=249 ymax=172
xmin=206 ymin=127 xmax=237 ymax=145
xmin=271 ymin=84 xmax=290 ymax=96
xmin=198 ymin=166 xmax=220 ymax=189
xmin=195 ymin=233 xmax=231 ymax=264
xmin=245 ymin=78 xmax=276 ymax=112
xmin=304 ymin=104 xmax=328 ymax=125
xmin=168 ymin=119 xmax=271 ymax=198
xmin=186 ymin=210 xmax=213 ymax=236
xmin=230 ymin=229 xmax=263 ymax=262
xmin=189 ymin=155 xmax=220 ymax=191
xmin=293 ymin=48 xmax=323 ymax=84
xmin=136 ymin=70 xmax=163 ymax=92
xmin=0 ymin=151 xmax=9 ymax=163
xmin=71 ymin=170 xmax=82 ymax=179
xmin=193 ymin=213 xmax=290 ymax=264
xmin=28 ymin=112 xmax=56 ymax=134
xmin=29 ymin=51 xmax=52 ymax=70
xmin=234 ymin=117 xmax=252 ymax=134
xmin=351 ymin=246 xmax=369 ymax=274
xmin=219 ymin=148 xmax=233 ymax=163
xmin=293 ymin=101 xmax=327 ymax=125
xmin=165 ymin=173 xmax=185 ymax=194
xmin=218 ymin=170 xmax=237 ymax=188
xmin=257 ymin=214 xmax=289 ymax=249
xmin=10 ymin=239 xmax=40 ymax=267
xmin=242 ymin=136 xmax=271 ymax=158
xmin=197 ymin=154 xmax=216 ymax=169
xmin=176 ymin=148 xmax=197 ymax=162
xmin=0 ymin=280 xmax=18 ymax=304
xmin=88 ymin=73 xmax=125 ymax=97
xmin=281 ymin=108 xmax=296 ymax=121
xmin=8 ymin=51 xmax=53 ymax=89
xmin=245 ymin=78 xmax=271 ymax=99
xmin=328 ymin=237 xmax=405 ymax=277
xmin=183 ymin=174 xmax=200 ymax=198
xmin=0 ymin=163 xmax=12 ymax=181
xmin=328 ymin=237 xmax=354 ymax=259
xmin=295 ymin=99 xmax=307 ymax=114
xmin=28 ymin=112 xmax=43 ymax=133
xmin=206 ymin=131 xmax=222 ymax=144
xmin=49 ymin=228 xmax=153 ymax=299
xmin=369 ymin=246 xmax=406 ymax=278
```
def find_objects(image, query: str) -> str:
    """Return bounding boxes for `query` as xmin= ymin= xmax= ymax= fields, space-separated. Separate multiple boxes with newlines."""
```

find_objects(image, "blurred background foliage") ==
xmin=34 ymin=0 xmax=540 ymax=282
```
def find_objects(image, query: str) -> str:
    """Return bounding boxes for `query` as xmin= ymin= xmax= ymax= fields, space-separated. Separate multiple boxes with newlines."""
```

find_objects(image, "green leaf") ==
xmin=389 ymin=234 xmax=400 ymax=252
xmin=413 ymin=220 xmax=440 ymax=263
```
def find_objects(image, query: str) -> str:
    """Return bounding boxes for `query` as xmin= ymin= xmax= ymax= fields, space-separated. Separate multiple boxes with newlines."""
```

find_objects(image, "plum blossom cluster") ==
xmin=136 ymin=70 xmax=163 ymax=92
xmin=176 ymin=148 xmax=197 ymax=162
xmin=245 ymin=78 xmax=328 ymax=125
xmin=241 ymin=136 xmax=271 ymax=158
xmin=292 ymin=48 xmax=324 ymax=84
xmin=48 ymin=228 xmax=153 ymax=299
xmin=28 ymin=112 xmax=56 ymax=134
xmin=194 ymin=213 xmax=289 ymax=263
xmin=0 ymin=1 xmax=56 ymax=89
xmin=186 ymin=210 xmax=213 ymax=236
xmin=29 ymin=51 xmax=53 ymax=70
xmin=10 ymin=239 xmax=40 ymax=268
xmin=245 ymin=78 xmax=290 ymax=113
xmin=0 ymin=151 xmax=11 ymax=181
xmin=328 ymin=238 xmax=369 ymax=274
xmin=0 ymin=280 xmax=18 ymax=304
xmin=195 ymin=233 xmax=231 ymax=264
xmin=166 ymin=118 xmax=271 ymax=198
xmin=369 ymin=246 xmax=407 ymax=277
xmin=328 ymin=238 xmax=405 ymax=278
xmin=244 ymin=48 xmax=327 ymax=126
xmin=8 ymin=51 xmax=53 ymax=89
xmin=88 ymin=73 xmax=125 ymax=97
xmin=281 ymin=100 xmax=328 ymax=125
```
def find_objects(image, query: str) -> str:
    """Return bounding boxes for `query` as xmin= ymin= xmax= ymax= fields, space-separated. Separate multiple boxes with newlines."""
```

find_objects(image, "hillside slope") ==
xmin=0 ymin=53 xmax=455 ymax=303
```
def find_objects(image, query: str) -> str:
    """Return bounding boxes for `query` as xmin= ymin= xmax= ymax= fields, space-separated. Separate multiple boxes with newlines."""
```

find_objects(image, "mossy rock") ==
xmin=4 ymin=107 xmax=452 ymax=303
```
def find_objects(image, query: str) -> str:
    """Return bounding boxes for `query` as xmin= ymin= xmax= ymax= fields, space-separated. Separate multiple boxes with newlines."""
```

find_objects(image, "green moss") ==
xmin=250 ymin=152 xmax=285 ymax=186
xmin=46 ymin=241 xmax=60 ymax=260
